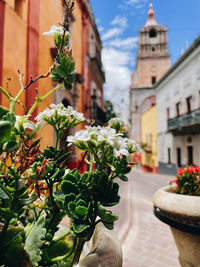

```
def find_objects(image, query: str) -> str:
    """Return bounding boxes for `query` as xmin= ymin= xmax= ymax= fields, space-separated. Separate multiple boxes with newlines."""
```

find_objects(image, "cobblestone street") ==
xmin=112 ymin=168 xmax=180 ymax=267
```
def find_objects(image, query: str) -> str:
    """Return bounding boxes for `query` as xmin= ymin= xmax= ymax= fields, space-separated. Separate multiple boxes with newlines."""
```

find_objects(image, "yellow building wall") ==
xmin=141 ymin=105 xmax=158 ymax=172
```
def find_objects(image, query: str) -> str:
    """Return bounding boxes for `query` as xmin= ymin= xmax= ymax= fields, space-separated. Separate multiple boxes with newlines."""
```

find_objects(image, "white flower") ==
xmin=97 ymin=127 xmax=119 ymax=146
xmin=35 ymin=103 xmax=85 ymax=128
xmin=108 ymin=117 xmax=129 ymax=133
xmin=64 ymin=169 xmax=70 ymax=175
xmin=112 ymin=137 xmax=129 ymax=157
xmin=43 ymin=25 xmax=64 ymax=36
xmin=15 ymin=115 xmax=43 ymax=133
xmin=124 ymin=138 xmax=141 ymax=154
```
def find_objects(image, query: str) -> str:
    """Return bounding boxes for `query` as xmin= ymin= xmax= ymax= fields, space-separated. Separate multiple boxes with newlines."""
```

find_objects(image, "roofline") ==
xmin=155 ymin=34 xmax=200 ymax=88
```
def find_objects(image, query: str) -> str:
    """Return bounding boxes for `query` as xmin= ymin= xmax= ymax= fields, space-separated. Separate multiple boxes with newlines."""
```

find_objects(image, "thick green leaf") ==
xmin=68 ymin=202 xmax=78 ymax=219
xmin=0 ymin=208 xmax=17 ymax=220
xmin=24 ymin=216 xmax=46 ymax=266
xmin=98 ymin=204 xmax=118 ymax=223
xmin=3 ymin=140 xmax=18 ymax=152
xmin=3 ymin=227 xmax=23 ymax=247
xmin=75 ymin=206 xmax=88 ymax=216
xmin=0 ymin=121 xmax=12 ymax=145
xmin=0 ymin=105 xmax=9 ymax=119
xmin=17 ymin=195 xmax=38 ymax=205
xmin=61 ymin=181 xmax=79 ymax=195
xmin=0 ymin=187 xmax=10 ymax=199
xmin=4 ymin=234 xmax=23 ymax=267
xmin=2 ymin=112 xmax=16 ymax=126
xmin=72 ymin=223 xmax=90 ymax=234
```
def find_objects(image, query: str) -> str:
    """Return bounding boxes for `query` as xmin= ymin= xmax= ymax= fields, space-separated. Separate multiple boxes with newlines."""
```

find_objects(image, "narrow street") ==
xmin=112 ymin=168 xmax=181 ymax=267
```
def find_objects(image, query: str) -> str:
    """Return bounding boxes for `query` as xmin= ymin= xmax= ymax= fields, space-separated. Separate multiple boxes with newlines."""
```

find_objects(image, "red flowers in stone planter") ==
xmin=171 ymin=166 xmax=200 ymax=196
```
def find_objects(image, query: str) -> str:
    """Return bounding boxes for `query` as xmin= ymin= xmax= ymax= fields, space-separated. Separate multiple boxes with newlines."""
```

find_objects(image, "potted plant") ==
xmin=153 ymin=166 xmax=200 ymax=267
xmin=0 ymin=1 xmax=141 ymax=266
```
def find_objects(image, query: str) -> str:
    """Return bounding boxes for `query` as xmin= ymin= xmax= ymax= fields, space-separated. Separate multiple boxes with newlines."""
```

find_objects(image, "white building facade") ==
xmin=156 ymin=36 xmax=200 ymax=174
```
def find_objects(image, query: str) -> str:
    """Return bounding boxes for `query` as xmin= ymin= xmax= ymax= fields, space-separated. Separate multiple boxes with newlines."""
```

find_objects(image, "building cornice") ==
xmin=155 ymin=35 xmax=200 ymax=88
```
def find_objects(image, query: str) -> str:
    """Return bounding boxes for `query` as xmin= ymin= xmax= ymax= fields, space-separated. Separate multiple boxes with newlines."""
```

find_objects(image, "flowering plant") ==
xmin=0 ymin=1 xmax=140 ymax=266
xmin=171 ymin=166 xmax=200 ymax=196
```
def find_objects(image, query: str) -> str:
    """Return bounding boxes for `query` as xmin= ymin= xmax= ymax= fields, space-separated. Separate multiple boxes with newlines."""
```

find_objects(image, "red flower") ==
xmin=172 ymin=178 xmax=178 ymax=184
xmin=177 ymin=168 xmax=183 ymax=175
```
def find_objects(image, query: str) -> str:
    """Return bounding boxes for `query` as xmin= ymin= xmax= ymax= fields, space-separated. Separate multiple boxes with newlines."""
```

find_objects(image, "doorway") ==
xmin=177 ymin=147 xmax=181 ymax=167
xmin=187 ymin=146 xmax=193 ymax=165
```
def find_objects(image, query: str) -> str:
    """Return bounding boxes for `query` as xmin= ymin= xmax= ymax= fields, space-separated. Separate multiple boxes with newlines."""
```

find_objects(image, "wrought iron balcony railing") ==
xmin=167 ymin=108 xmax=200 ymax=135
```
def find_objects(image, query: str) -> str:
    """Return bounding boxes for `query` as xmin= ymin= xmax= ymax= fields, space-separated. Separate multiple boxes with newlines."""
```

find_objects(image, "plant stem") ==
xmin=71 ymin=238 xmax=86 ymax=266
xmin=0 ymin=87 xmax=11 ymax=101
xmin=41 ymin=83 xmax=63 ymax=101
xmin=27 ymin=83 xmax=63 ymax=116
xmin=10 ymin=98 xmax=16 ymax=113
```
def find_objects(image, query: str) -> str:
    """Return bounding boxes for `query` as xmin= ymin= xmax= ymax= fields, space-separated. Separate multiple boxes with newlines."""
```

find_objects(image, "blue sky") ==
xmin=90 ymin=0 xmax=200 ymax=118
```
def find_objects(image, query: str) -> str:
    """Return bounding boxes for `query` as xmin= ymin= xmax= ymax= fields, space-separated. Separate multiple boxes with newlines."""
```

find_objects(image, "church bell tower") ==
xmin=133 ymin=3 xmax=170 ymax=87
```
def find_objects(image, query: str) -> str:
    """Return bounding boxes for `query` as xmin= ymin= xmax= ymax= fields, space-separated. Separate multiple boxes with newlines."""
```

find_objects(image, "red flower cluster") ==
xmin=171 ymin=166 xmax=200 ymax=195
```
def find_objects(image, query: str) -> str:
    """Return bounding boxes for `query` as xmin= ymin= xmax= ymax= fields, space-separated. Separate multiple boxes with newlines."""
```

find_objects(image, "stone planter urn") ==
xmin=153 ymin=186 xmax=200 ymax=267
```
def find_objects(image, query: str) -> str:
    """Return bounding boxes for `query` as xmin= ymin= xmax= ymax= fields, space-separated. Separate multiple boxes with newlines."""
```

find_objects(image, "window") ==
xmin=176 ymin=102 xmax=180 ymax=117
xmin=149 ymin=28 xmax=157 ymax=38
xmin=187 ymin=146 xmax=193 ymax=165
xmin=177 ymin=148 xmax=181 ymax=167
xmin=15 ymin=0 xmax=23 ymax=17
xmin=166 ymin=107 xmax=170 ymax=120
xmin=186 ymin=96 xmax=192 ymax=113
xmin=151 ymin=76 xmax=156 ymax=85
xmin=152 ymin=47 xmax=155 ymax=51
xmin=168 ymin=148 xmax=171 ymax=165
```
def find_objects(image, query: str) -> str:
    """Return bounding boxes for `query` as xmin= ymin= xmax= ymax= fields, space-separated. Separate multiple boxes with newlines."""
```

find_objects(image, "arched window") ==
xmin=149 ymin=28 xmax=157 ymax=38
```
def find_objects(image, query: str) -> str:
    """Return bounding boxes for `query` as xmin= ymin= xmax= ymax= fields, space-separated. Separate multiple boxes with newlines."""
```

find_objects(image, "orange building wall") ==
xmin=38 ymin=0 xmax=64 ymax=148
xmin=72 ymin=1 xmax=83 ymax=115
xmin=2 ymin=0 xmax=28 ymax=115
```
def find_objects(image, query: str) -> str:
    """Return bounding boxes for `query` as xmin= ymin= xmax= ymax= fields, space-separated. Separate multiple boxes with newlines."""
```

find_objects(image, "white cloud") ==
xmin=102 ymin=27 xmax=124 ymax=41
xmin=111 ymin=15 xmax=128 ymax=29
xmin=102 ymin=47 xmax=134 ymax=120
xmin=97 ymin=26 xmax=104 ymax=33
xmin=107 ymin=37 xmax=138 ymax=50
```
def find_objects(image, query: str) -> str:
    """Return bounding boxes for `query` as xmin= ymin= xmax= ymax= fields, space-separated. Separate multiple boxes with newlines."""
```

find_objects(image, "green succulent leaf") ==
xmin=98 ymin=204 xmax=118 ymax=223
xmin=0 ymin=121 xmax=12 ymax=146
xmin=61 ymin=181 xmax=79 ymax=195
xmin=0 ymin=208 xmax=17 ymax=220
xmin=0 ymin=187 xmax=10 ymax=200
xmin=2 ymin=112 xmax=16 ymax=126
xmin=72 ymin=223 xmax=90 ymax=235
xmin=75 ymin=206 xmax=88 ymax=217
xmin=0 ymin=105 xmax=9 ymax=119
xmin=68 ymin=202 xmax=79 ymax=219
xmin=17 ymin=195 xmax=38 ymax=205
xmin=4 ymin=233 xmax=23 ymax=267
xmin=24 ymin=216 xmax=46 ymax=266
xmin=2 ymin=140 xmax=18 ymax=153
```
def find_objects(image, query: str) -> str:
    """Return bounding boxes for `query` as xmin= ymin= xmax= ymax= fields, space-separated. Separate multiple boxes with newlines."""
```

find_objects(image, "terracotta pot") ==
xmin=153 ymin=186 xmax=200 ymax=267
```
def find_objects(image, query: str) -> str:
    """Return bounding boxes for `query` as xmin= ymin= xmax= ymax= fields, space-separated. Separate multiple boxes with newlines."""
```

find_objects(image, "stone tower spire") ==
xmin=135 ymin=2 xmax=170 ymax=87
xmin=145 ymin=3 xmax=158 ymax=27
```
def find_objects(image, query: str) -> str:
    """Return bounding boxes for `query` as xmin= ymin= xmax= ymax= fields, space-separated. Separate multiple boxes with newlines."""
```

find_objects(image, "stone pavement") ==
xmin=112 ymin=168 xmax=181 ymax=267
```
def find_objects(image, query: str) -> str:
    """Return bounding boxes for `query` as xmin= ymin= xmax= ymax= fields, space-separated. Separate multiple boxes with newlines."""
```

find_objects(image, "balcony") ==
xmin=168 ymin=108 xmax=200 ymax=135
xmin=89 ymin=43 xmax=105 ymax=83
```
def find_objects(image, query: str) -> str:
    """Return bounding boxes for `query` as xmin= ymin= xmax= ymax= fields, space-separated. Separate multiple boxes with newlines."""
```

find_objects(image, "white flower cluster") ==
xmin=35 ymin=103 xmax=85 ymax=129
xmin=15 ymin=115 xmax=43 ymax=134
xmin=108 ymin=117 xmax=130 ymax=134
xmin=67 ymin=125 xmax=141 ymax=158
xmin=43 ymin=25 xmax=67 ymax=37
